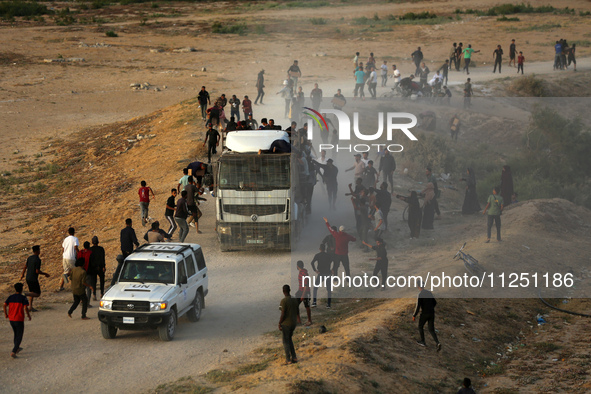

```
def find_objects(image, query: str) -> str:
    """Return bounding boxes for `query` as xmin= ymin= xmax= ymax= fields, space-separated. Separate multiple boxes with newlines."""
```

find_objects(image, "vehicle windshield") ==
xmin=219 ymin=154 xmax=290 ymax=190
xmin=119 ymin=260 xmax=174 ymax=284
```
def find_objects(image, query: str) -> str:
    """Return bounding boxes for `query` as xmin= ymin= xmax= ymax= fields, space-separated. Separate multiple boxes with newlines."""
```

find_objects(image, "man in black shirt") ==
xmin=310 ymin=244 xmax=334 ymax=308
xmin=362 ymin=238 xmax=388 ymax=288
xmin=509 ymin=39 xmax=517 ymax=67
xmin=203 ymin=124 xmax=220 ymax=163
xmin=493 ymin=45 xmax=503 ymax=73
xmin=315 ymin=158 xmax=338 ymax=210
xmin=229 ymin=95 xmax=241 ymax=121
xmin=411 ymin=47 xmax=423 ymax=75
xmin=378 ymin=149 xmax=396 ymax=193
xmin=375 ymin=182 xmax=392 ymax=230
xmin=164 ymin=189 xmax=177 ymax=237
xmin=197 ymin=86 xmax=211 ymax=120
xmin=413 ymin=281 xmax=441 ymax=351
xmin=437 ymin=59 xmax=450 ymax=85
xmin=89 ymin=236 xmax=106 ymax=299
xmin=112 ymin=218 xmax=139 ymax=287
xmin=254 ymin=69 xmax=265 ymax=105
xmin=287 ymin=60 xmax=301 ymax=91
xmin=19 ymin=245 xmax=49 ymax=312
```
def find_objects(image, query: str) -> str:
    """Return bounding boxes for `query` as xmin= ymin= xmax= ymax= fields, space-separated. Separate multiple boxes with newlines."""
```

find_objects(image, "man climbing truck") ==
xmin=214 ymin=130 xmax=297 ymax=251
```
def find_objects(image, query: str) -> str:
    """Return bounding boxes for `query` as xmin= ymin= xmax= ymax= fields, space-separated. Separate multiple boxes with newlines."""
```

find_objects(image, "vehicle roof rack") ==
xmin=134 ymin=243 xmax=193 ymax=255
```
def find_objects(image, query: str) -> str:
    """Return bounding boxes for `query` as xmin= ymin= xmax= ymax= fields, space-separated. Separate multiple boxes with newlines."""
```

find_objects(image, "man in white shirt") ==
xmin=380 ymin=61 xmax=388 ymax=87
xmin=58 ymin=227 xmax=79 ymax=291
xmin=392 ymin=65 xmax=402 ymax=91
xmin=361 ymin=152 xmax=370 ymax=166
xmin=346 ymin=154 xmax=366 ymax=183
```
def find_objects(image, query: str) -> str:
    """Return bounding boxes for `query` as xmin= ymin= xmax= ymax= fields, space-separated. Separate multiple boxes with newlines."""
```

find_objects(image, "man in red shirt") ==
xmin=138 ymin=180 xmax=156 ymax=227
xmin=242 ymin=95 xmax=253 ymax=120
xmin=4 ymin=283 xmax=31 ymax=358
xmin=323 ymin=217 xmax=356 ymax=278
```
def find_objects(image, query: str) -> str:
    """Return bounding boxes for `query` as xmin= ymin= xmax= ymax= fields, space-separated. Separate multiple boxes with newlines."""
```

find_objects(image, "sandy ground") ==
xmin=1 ymin=0 xmax=591 ymax=392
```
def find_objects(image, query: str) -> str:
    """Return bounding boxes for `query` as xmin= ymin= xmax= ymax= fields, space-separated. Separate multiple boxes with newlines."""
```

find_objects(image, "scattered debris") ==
xmin=44 ymin=58 xmax=85 ymax=63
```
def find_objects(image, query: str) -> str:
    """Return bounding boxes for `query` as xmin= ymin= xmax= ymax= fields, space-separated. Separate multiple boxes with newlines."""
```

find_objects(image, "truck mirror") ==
xmin=179 ymin=275 xmax=188 ymax=285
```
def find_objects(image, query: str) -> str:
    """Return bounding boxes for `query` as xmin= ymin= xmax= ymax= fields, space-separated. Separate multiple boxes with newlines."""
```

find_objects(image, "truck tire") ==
xmin=158 ymin=309 xmax=177 ymax=341
xmin=187 ymin=292 xmax=203 ymax=322
xmin=101 ymin=322 xmax=117 ymax=339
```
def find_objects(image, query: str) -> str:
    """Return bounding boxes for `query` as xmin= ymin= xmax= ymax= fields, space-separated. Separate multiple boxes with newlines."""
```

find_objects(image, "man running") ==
xmin=197 ymin=86 xmax=211 ymax=120
xmin=462 ymin=44 xmax=480 ymax=75
xmin=254 ymin=69 xmax=265 ymax=105
xmin=362 ymin=237 xmax=388 ymax=288
xmin=413 ymin=280 xmax=441 ymax=351
xmin=165 ymin=189 xmax=177 ymax=237
xmin=138 ymin=180 xmax=155 ymax=226
xmin=203 ymin=123 xmax=220 ymax=164
xmin=19 ymin=245 xmax=49 ymax=312
xmin=58 ymin=227 xmax=79 ymax=291
xmin=4 ymin=283 xmax=31 ymax=358
xmin=310 ymin=244 xmax=333 ymax=308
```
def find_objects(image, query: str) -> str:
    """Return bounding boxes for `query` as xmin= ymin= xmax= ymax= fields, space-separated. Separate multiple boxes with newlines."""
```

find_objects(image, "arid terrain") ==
xmin=1 ymin=0 xmax=591 ymax=393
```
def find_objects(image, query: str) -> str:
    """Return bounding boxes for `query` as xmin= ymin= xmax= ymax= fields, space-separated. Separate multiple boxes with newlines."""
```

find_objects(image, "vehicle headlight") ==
xmin=100 ymin=300 xmax=112 ymax=310
xmin=150 ymin=302 xmax=167 ymax=311
xmin=219 ymin=226 xmax=232 ymax=235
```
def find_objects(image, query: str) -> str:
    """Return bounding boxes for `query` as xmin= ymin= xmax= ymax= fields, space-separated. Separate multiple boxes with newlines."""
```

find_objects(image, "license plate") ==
xmin=123 ymin=317 xmax=134 ymax=324
xmin=246 ymin=239 xmax=263 ymax=244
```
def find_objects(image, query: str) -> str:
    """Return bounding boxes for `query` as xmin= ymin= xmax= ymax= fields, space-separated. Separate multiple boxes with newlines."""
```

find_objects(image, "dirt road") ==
xmin=0 ymin=212 xmax=290 ymax=392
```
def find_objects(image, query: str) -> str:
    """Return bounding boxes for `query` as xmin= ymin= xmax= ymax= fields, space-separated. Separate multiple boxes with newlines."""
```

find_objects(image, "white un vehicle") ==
xmin=98 ymin=243 xmax=208 ymax=341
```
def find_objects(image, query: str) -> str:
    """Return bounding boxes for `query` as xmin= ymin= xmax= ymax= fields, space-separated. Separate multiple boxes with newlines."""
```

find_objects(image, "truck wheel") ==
xmin=101 ymin=322 xmax=117 ymax=339
xmin=187 ymin=292 xmax=203 ymax=322
xmin=158 ymin=309 xmax=177 ymax=341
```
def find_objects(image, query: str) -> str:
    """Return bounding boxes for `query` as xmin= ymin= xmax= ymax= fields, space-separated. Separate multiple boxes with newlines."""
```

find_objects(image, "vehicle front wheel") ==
xmin=101 ymin=322 xmax=117 ymax=339
xmin=187 ymin=292 xmax=203 ymax=322
xmin=158 ymin=309 xmax=177 ymax=341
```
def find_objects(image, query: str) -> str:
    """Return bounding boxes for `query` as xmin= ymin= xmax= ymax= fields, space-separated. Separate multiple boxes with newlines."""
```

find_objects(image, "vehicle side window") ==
xmin=186 ymin=255 xmax=197 ymax=278
xmin=177 ymin=261 xmax=186 ymax=283
xmin=195 ymin=248 xmax=206 ymax=271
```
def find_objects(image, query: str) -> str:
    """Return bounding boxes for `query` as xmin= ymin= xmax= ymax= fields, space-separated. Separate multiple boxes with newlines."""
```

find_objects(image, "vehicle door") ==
xmin=193 ymin=248 xmax=208 ymax=290
xmin=176 ymin=260 xmax=190 ymax=311
xmin=184 ymin=253 xmax=198 ymax=304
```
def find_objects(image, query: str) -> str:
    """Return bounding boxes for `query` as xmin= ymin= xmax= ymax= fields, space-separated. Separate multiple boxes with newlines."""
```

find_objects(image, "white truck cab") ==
xmin=98 ymin=243 xmax=208 ymax=341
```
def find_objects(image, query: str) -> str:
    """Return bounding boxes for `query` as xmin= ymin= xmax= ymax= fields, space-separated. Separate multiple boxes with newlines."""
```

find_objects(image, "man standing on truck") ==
xmin=323 ymin=217 xmax=356 ymax=279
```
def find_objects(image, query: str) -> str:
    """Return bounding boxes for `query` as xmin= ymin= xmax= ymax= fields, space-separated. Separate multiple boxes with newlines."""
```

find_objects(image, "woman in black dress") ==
xmin=461 ymin=168 xmax=481 ymax=214
xmin=397 ymin=191 xmax=422 ymax=238
xmin=421 ymin=183 xmax=435 ymax=230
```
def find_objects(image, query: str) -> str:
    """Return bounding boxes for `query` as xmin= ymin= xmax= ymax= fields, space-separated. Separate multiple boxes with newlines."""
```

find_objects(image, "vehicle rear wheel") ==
xmin=158 ymin=309 xmax=177 ymax=341
xmin=101 ymin=322 xmax=117 ymax=339
xmin=187 ymin=292 xmax=203 ymax=322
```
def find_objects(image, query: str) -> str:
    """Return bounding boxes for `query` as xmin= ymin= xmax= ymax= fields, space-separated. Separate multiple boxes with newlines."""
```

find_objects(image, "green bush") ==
xmin=508 ymin=75 xmax=547 ymax=97
xmin=211 ymin=21 xmax=247 ymax=35
xmin=399 ymin=11 xmax=437 ymax=20
xmin=497 ymin=15 xmax=520 ymax=21
xmin=105 ymin=30 xmax=118 ymax=37
xmin=309 ymin=17 xmax=327 ymax=25
xmin=0 ymin=1 xmax=51 ymax=17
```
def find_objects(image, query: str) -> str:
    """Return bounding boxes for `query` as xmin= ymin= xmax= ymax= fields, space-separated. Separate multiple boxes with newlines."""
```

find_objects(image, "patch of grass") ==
xmin=30 ymin=182 xmax=48 ymax=194
xmin=211 ymin=21 xmax=247 ymax=35
xmin=534 ymin=342 xmax=561 ymax=353
xmin=205 ymin=360 xmax=270 ymax=384
xmin=353 ymin=13 xmax=448 ymax=26
xmin=105 ymin=30 xmax=118 ymax=37
xmin=399 ymin=11 xmax=437 ymax=20
xmin=507 ymin=23 xmax=562 ymax=32
xmin=154 ymin=376 xmax=211 ymax=394
xmin=497 ymin=15 xmax=520 ymax=22
xmin=483 ymin=362 xmax=505 ymax=376
xmin=508 ymin=74 xmax=547 ymax=97
xmin=290 ymin=379 xmax=330 ymax=394
xmin=254 ymin=24 xmax=266 ymax=34
xmin=310 ymin=17 xmax=327 ymax=25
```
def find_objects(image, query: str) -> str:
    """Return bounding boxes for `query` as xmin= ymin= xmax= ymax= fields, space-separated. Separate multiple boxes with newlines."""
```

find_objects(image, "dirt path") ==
xmin=0 ymin=213 xmax=290 ymax=392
